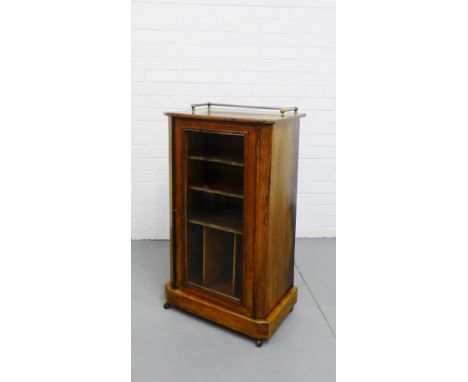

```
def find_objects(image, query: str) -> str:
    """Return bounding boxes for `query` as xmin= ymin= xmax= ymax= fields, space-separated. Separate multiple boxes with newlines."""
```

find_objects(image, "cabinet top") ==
xmin=165 ymin=102 xmax=306 ymax=124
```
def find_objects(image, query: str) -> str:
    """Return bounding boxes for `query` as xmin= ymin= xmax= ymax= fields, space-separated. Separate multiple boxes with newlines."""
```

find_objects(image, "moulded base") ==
xmin=164 ymin=282 xmax=297 ymax=341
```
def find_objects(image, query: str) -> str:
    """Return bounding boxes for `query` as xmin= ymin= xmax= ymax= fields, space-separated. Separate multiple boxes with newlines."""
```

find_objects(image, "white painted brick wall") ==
xmin=132 ymin=0 xmax=335 ymax=239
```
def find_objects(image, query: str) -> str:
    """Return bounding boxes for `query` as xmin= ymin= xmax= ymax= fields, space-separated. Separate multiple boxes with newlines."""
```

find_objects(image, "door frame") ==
xmin=172 ymin=117 xmax=257 ymax=316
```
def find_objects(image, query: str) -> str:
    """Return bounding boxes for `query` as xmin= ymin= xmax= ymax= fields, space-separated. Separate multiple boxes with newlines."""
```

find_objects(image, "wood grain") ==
xmin=168 ymin=116 xmax=176 ymax=288
xmin=263 ymin=118 xmax=300 ymax=315
xmin=253 ymin=124 xmax=273 ymax=318
xmin=167 ymin=110 xmax=304 ymax=342
xmin=165 ymin=282 xmax=297 ymax=340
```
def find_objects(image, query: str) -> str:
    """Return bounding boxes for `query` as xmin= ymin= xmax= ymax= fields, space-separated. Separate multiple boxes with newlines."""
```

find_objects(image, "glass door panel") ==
xmin=185 ymin=131 xmax=244 ymax=300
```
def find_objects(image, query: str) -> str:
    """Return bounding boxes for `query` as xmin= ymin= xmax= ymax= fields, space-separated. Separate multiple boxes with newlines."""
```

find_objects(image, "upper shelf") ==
xmin=188 ymin=153 xmax=244 ymax=167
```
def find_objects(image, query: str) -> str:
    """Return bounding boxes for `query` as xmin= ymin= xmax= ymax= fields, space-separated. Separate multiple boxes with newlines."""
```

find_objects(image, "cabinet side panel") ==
xmin=174 ymin=119 xmax=187 ymax=288
xmin=168 ymin=117 xmax=176 ymax=287
xmin=253 ymin=125 xmax=273 ymax=319
xmin=264 ymin=119 xmax=300 ymax=315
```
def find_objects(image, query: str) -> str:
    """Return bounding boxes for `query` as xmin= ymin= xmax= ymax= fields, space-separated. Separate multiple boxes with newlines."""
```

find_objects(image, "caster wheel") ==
xmin=163 ymin=302 xmax=171 ymax=309
xmin=255 ymin=339 xmax=263 ymax=348
xmin=290 ymin=306 xmax=294 ymax=313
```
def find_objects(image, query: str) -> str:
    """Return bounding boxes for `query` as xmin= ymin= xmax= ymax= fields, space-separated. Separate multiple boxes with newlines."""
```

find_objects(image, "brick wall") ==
xmin=132 ymin=0 xmax=335 ymax=239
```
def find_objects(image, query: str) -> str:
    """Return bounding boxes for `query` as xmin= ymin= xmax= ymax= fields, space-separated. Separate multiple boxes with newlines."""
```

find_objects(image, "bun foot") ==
xmin=255 ymin=339 xmax=263 ymax=348
xmin=163 ymin=302 xmax=171 ymax=309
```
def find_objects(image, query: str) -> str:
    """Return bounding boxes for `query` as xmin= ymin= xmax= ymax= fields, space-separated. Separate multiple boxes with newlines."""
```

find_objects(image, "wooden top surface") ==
xmin=165 ymin=109 xmax=306 ymax=124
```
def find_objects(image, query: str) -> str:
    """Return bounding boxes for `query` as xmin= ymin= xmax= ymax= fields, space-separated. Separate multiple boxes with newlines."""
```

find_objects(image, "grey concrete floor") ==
xmin=132 ymin=239 xmax=336 ymax=382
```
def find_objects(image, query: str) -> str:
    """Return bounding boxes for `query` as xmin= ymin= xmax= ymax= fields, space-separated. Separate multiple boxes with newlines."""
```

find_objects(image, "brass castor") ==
xmin=163 ymin=302 xmax=171 ymax=309
xmin=255 ymin=339 xmax=263 ymax=348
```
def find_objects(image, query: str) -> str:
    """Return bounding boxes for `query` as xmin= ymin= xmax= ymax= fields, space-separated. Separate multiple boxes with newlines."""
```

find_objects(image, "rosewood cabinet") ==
xmin=164 ymin=103 xmax=305 ymax=346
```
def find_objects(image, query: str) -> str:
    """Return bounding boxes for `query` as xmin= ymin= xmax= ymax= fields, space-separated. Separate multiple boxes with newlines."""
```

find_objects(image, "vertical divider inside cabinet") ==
xmin=231 ymin=234 xmax=237 ymax=295
xmin=202 ymin=226 xmax=207 ymax=286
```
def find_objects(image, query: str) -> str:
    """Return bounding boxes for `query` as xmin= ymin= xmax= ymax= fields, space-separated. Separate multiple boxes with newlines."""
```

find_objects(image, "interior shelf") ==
xmin=188 ymin=153 xmax=243 ymax=167
xmin=188 ymin=181 xmax=243 ymax=199
xmin=188 ymin=209 xmax=242 ymax=235
xmin=186 ymin=130 xmax=244 ymax=167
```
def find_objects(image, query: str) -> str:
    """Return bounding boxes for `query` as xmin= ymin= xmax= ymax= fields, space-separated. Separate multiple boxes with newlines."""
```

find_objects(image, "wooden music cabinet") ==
xmin=164 ymin=103 xmax=305 ymax=346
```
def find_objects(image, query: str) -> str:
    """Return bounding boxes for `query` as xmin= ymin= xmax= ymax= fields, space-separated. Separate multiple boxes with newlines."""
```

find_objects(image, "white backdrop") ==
xmin=131 ymin=0 xmax=335 ymax=239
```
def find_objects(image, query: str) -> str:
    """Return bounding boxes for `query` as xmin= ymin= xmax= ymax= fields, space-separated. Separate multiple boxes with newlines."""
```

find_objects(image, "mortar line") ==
xmin=295 ymin=261 xmax=336 ymax=338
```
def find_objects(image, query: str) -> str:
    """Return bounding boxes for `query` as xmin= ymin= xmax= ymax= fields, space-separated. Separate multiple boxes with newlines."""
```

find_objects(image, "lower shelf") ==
xmin=186 ymin=223 xmax=243 ymax=299
xmin=204 ymin=277 xmax=232 ymax=296
xmin=164 ymin=282 xmax=298 ymax=341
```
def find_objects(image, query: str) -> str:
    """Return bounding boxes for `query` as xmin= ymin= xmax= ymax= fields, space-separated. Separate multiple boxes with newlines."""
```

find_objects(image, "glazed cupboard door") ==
xmin=172 ymin=118 xmax=256 ymax=315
